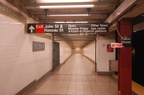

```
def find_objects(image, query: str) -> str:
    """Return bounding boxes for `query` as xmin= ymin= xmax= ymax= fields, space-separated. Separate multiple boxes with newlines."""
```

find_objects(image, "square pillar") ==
xmin=117 ymin=18 xmax=132 ymax=95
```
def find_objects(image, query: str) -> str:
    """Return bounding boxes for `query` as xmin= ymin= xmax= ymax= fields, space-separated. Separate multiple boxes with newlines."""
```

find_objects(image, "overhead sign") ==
xmin=27 ymin=23 xmax=108 ymax=33
xmin=121 ymin=36 xmax=132 ymax=47
xmin=111 ymin=43 xmax=123 ymax=48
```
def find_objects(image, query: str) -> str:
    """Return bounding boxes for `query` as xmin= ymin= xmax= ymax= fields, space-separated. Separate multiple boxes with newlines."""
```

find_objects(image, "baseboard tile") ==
xmin=16 ymin=69 xmax=52 ymax=95
xmin=15 ymin=80 xmax=36 ymax=95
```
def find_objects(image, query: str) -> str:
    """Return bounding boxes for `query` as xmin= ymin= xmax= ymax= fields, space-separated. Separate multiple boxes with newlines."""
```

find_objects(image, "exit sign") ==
xmin=36 ymin=25 xmax=44 ymax=33
xmin=111 ymin=43 xmax=123 ymax=48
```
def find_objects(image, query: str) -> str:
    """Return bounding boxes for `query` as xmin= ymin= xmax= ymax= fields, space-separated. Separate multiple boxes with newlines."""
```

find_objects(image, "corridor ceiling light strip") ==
xmin=75 ymin=21 xmax=88 ymax=23
xmin=48 ymin=14 xmax=89 ymax=16
xmin=39 ymin=5 xmax=94 ymax=9
xmin=36 ymin=0 xmax=95 ymax=3
xmin=66 ymin=21 xmax=74 ymax=23
xmin=54 ymin=21 xmax=88 ymax=23
xmin=55 ymin=21 xmax=65 ymax=23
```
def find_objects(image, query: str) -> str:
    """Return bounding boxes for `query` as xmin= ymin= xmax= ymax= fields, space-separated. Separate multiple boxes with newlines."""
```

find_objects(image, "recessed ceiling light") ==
xmin=36 ymin=0 xmax=95 ymax=3
xmin=55 ymin=21 xmax=65 ymax=23
xmin=48 ymin=14 xmax=89 ymax=16
xmin=66 ymin=21 xmax=74 ymax=23
xmin=39 ymin=5 xmax=94 ymax=9
xmin=75 ymin=21 xmax=88 ymax=23
xmin=54 ymin=21 xmax=88 ymax=23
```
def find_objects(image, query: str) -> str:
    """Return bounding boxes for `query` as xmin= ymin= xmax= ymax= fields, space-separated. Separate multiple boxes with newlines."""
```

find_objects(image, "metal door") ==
xmin=53 ymin=42 xmax=60 ymax=71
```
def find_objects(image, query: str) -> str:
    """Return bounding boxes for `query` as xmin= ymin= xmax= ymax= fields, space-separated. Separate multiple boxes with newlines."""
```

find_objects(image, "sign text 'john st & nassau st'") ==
xmin=27 ymin=23 xmax=109 ymax=33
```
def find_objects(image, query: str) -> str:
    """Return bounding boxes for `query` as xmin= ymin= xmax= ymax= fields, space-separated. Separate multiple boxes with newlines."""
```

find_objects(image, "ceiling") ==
xmin=6 ymin=0 xmax=144 ymax=49
xmin=8 ymin=0 xmax=124 ymax=23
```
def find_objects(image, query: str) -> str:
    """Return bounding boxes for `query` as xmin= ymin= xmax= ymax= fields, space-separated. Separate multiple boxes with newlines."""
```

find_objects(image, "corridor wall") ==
xmin=96 ymin=32 xmax=115 ymax=73
xmin=83 ymin=41 xmax=95 ymax=62
xmin=72 ymin=48 xmax=83 ymax=54
xmin=83 ymin=33 xmax=115 ymax=73
xmin=0 ymin=1 xmax=53 ymax=95
xmin=57 ymin=41 xmax=72 ymax=64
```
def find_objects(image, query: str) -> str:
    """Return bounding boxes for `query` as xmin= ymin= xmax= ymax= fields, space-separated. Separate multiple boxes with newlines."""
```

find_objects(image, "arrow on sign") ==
xmin=29 ymin=26 xmax=35 ymax=33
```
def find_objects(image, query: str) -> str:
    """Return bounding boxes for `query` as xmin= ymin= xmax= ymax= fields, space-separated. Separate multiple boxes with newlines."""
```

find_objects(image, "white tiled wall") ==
xmin=83 ymin=41 xmax=95 ymax=61
xmin=96 ymin=40 xmax=115 ymax=72
xmin=57 ymin=41 xmax=72 ymax=64
xmin=96 ymin=33 xmax=115 ymax=72
xmin=0 ymin=13 xmax=52 ymax=95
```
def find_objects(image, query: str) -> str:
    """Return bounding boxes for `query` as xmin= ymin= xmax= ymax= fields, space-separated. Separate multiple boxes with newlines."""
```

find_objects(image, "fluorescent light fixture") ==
xmin=36 ymin=0 xmax=95 ymax=3
xmin=39 ymin=4 xmax=94 ymax=9
xmin=75 ymin=21 xmax=88 ymax=23
xmin=48 ymin=14 xmax=89 ymax=16
xmin=67 ymin=34 xmax=79 ymax=36
xmin=55 ymin=21 xmax=65 ymax=23
xmin=54 ymin=21 xmax=88 ymax=23
xmin=66 ymin=21 xmax=74 ymax=23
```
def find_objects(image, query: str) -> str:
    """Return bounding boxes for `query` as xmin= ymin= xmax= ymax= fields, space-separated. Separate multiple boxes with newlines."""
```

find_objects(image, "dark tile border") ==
xmin=16 ymin=69 xmax=52 ymax=95
xmin=16 ymin=80 xmax=36 ymax=95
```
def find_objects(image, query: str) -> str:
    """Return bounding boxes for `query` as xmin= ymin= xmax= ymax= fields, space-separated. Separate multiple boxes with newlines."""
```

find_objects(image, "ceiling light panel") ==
xmin=55 ymin=21 xmax=65 ymax=23
xmin=54 ymin=21 xmax=88 ymax=23
xmin=39 ymin=5 xmax=94 ymax=9
xmin=48 ymin=14 xmax=89 ymax=16
xmin=55 ymin=21 xmax=74 ymax=23
xmin=36 ymin=0 xmax=96 ymax=3
xmin=75 ymin=21 xmax=88 ymax=23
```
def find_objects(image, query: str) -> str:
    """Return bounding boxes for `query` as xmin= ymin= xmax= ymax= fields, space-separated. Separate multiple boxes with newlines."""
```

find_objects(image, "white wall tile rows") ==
xmin=96 ymin=33 xmax=115 ymax=72
xmin=83 ymin=41 xmax=95 ymax=61
xmin=83 ymin=33 xmax=115 ymax=72
xmin=0 ymin=1 xmax=116 ymax=94
xmin=57 ymin=41 xmax=72 ymax=64
xmin=0 ymin=12 xmax=52 ymax=95
xmin=96 ymin=40 xmax=115 ymax=72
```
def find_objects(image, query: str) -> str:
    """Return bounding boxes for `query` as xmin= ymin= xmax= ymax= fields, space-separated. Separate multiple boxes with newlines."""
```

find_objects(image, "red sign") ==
xmin=111 ymin=43 xmax=123 ymax=48
xmin=36 ymin=25 xmax=44 ymax=33
xmin=107 ymin=44 xmax=114 ymax=52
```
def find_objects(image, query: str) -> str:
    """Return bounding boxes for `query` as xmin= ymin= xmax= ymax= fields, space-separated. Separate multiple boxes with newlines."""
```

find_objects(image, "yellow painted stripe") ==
xmin=112 ymin=75 xmax=144 ymax=95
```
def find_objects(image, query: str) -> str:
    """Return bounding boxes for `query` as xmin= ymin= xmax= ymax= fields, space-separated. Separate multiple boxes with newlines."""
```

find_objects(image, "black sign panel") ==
xmin=27 ymin=23 xmax=108 ymax=33
xmin=121 ymin=36 xmax=132 ymax=47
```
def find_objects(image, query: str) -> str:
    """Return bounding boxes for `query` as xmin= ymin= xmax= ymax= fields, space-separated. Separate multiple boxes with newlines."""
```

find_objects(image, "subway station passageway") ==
xmin=23 ymin=54 xmax=117 ymax=95
xmin=1 ymin=1 xmax=144 ymax=95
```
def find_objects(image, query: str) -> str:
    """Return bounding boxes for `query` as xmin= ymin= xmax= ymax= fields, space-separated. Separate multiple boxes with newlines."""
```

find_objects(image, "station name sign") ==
xmin=121 ymin=36 xmax=132 ymax=47
xmin=27 ymin=23 xmax=108 ymax=33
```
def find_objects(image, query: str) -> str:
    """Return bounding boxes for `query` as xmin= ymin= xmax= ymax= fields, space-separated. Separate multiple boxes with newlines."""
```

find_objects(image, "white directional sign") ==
xmin=29 ymin=26 xmax=35 ymax=33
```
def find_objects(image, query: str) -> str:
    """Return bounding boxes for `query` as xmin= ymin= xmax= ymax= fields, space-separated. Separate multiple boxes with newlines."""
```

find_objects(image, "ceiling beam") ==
xmin=105 ymin=0 xmax=137 ymax=23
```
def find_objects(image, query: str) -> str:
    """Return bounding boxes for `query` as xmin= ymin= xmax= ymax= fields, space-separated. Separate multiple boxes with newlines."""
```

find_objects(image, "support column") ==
xmin=117 ymin=18 xmax=132 ymax=95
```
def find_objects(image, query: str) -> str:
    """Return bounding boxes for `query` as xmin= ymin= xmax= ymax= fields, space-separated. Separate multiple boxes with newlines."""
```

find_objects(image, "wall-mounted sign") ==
xmin=107 ymin=44 xmax=114 ymax=52
xmin=121 ymin=36 xmax=132 ymax=47
xmin=27 ymin=23 xmax=108 ymax=33
xmin=111 ymin=43 xmax=123 ymax=48
xmin=33 ymin=41 xmax=45 ymax=52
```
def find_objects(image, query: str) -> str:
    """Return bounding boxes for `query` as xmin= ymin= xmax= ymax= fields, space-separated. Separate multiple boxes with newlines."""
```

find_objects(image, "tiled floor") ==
xmin=23 ymin=54 xmax=118 ymax=95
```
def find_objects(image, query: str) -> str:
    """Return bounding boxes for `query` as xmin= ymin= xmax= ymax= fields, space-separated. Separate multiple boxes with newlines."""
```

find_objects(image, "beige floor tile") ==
xmin=23 ymin=54 xmax=117 ymax=95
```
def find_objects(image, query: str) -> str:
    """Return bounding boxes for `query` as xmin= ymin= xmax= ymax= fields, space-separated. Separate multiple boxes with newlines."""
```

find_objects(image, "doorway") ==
xmin=53 ymin=42 xmax=60 ymax=71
